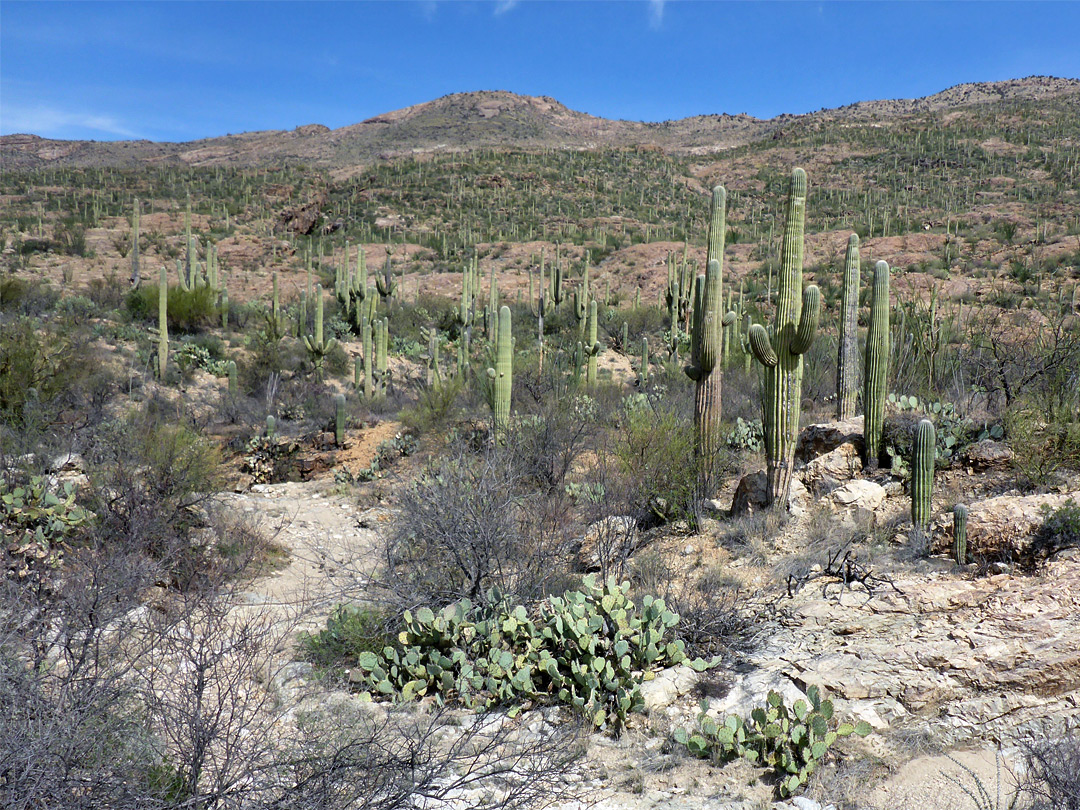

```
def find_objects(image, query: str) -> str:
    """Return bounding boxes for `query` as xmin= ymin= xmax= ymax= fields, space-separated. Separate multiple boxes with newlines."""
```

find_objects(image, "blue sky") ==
xmin=2 ymin=1 xmax=1078 ymax=142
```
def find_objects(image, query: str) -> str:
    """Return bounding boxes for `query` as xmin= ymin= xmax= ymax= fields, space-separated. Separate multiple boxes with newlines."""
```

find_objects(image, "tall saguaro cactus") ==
xmin=130 ymin=197 xmax=140 ymax=288
xmin=156 ymin=265 xmax=168 ymax=379
xmin=584 ymin=300 xmax=602 ymax=386
xmin=911 ymin=418 xmax=936 ymax=533
xmin=303 ymin=284 xmax=337 ymax=379
xmin=486 ymin=306 xmax=513 ymax=434
xmin=836 ymin=234 xmax=860 ymax=420
xmin=685 ymin=185 xmax=737 ymax=457
xmin=748 ymin=168 xmax=822 ymax=506
xmin=863 ymin=260 xmax=891 ymax=467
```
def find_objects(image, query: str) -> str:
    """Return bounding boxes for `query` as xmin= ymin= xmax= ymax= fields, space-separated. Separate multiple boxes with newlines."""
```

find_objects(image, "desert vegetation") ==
xmin=1 ymin=79 xmax=1079 ymax=809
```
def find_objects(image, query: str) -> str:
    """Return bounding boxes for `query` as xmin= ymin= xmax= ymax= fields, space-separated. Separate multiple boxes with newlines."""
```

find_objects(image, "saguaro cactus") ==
xmin=685 ymin=185 xmax=737 ymax=457
xmin=335 ymin=394 xmax=346 ymax=446
xmin=863 ymin=261 xmax=891 ymax=467
xmin=362 ymin=321 xmax=374 ymax=398
xmin=911 ymin=418 xmax=936 ymax=533
xmin=486 ymin=306 xmax=512 ymax=434
xmin=227 ymin=360 xmax=237 ymax=397
xmin=836 ymin=234 xmax=860 ymax=420
xmin=303 ymin=284 xmax=337 ymax=379
xmin=953 ymin=503 xmax=968 ymax=565
xmin=748 ymin=169 xmax=821 ymax=506
xmin=156 ymin=265 xmax=168 ymax=379
xmin=638 ymin=337 xmax=649 ymax=386
xmin=130 ymin=197 xmax=140 ymax=288
xmin=377 ymin=249 xmax=395 ymax=302
xmin=584 ymin=300 xmax=602 ymax=386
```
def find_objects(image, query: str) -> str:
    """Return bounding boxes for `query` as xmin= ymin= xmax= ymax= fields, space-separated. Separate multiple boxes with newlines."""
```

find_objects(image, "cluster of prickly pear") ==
xmin=748 ymin=168 xmax=822 ymax=506
xmin=677 ymin=685 xmax=872 ymax=799
xmin=348 ymin=575 xmax=713 ymax=731
xmin=864 ymin=260 xmax=891 ymax=466
xmin=486 ymin=306 xmax=512 ymax=433
xmin=685 ymin=186 xmax=737 ymax=457
xmin=302 ymin=284 xmax=337 ymax=379
xmin=911 ymin=418 xmax=936 ymax=533
xmin=836 ymin=234 xmax=860 ymax=420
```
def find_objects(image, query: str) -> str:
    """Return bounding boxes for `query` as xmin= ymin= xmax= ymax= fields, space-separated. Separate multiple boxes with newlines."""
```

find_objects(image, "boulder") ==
xmin=829 ymin=479 xmax=887 ymax=522
xmin=795 ymin=416 xmax=864 ymax=463
xmin=935 ymin=489 xmax=1080 ymax=560
xmin=962 ymin=439 xmax=1014 ymax=471
xmin=576 ymin=515 xmax=639 ymax=571
xmin=801 ymin=441 xmax=863 ymax=495
xmin=731 ymin=472 xmax=808 ymax=516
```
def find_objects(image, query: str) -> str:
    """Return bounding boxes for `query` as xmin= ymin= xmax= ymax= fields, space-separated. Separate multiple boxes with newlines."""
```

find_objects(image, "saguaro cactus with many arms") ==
xmin=836 ymin=234 xmax=860 ymax=420
xmin=303 ymin=285 xmax=337 ymax=379
xmin=911 ymin=418 xmax=936 ymax=534
xmin=486 ymin=306 xmax=513 ymax=434
xmin=685 ymin=185 xmax=737 ymax=457
xmin=863 ymin=261 xmax=891 ymax=467
xmin=748 ymin=168 xmax=822 ymax=506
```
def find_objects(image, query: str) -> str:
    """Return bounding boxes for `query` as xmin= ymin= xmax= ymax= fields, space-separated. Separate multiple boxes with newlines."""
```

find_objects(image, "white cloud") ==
xmin=649 ymin=0 xmax=666 ymax=29
xmin=1 ymin=104 xmax=139 ymax=139
xmin=494 ymin=0 xmax=519 ymax=15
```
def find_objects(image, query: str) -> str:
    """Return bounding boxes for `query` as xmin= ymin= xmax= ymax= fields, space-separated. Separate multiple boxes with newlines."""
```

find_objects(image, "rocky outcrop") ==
xmin=935 ymin=489 xmax=1080 ymax=559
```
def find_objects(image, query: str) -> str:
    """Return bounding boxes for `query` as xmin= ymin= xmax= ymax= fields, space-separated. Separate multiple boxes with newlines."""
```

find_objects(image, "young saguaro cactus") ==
xmin=748 ymin=169 xmax=822 ymax=506
xmin=335 ymin=393 xmax=347 ymax=446
xmin=911 ymin=418 xmax=936 ymax=533
xmin=156 ymin=265 xmax=168 ymax=379
xmin=836 ymin=234 xmax=860 ymax=420
xmin=953 ymin=503 xmax=968 ymax=565
xmin=584 ymin=299 xmax=603 ymax=387
xmin=685 ymin=185 xmax=737 ymax=457
xmin=486 ymin=306 xmax=513 ymax=434
xmin=130 ymin=197 xmax=140 ymax=288
xmin=863 ymin=260 xmax=891 ymax=467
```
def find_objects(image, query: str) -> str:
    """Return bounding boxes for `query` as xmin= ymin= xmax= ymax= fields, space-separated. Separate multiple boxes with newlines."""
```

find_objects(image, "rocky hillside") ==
xmin=2 ymin=76 xmax=1077 ymax=169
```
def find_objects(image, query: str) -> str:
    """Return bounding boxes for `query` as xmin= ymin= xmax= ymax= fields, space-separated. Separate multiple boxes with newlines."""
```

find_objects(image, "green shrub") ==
xmin=126 ymin=284 xmax=219 ymax=332
xmin=299 ymin=605 xmax=396 ymax=669
xmin=675 ymin=685 xmax=872 ymax=798
xmin=1033 ymin=499 xmax=1080 ymax=560
xmin=347 ymin=575 xmax=716 ymax=731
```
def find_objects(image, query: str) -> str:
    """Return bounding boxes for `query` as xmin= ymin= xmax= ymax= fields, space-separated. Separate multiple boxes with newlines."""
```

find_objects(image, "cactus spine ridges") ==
xmin=131 ymin=197 xmax=140 ymax=288
xmin=863 ymin=260 xmax=891 ymax=467
xmin=157 ymin=265 xmax=168 ymax=379
xmin=335 ymin=394 xmax=346 ymax=446
xmin=685 ymin=187 xmax=737 ymax=456
xmin=486 ymin=306 xmax=513 ymax=434
xmin=748 ymin=170 xmax=821 ymax=504
xmin=584 ymin=300 xmax=602 ymax=387
xmin=953 ymin=503 xmax=968 ymax=565
xmin=836 ymin=234 xmax=860 ymax=420
xmin=911 ymin=419 xmax=935 ymax=532
xmin=303 ymin=284 xmax=337 ymax=379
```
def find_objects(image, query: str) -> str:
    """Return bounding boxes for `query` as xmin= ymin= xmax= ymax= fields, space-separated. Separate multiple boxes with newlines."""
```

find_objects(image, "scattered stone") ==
xmin=962 ymin=438 xmax=1014 ymax=471
xmin=829 ymin=479 xmax=887 ymax=522
xmin=795 ymin=417 xmax=864 ymax=463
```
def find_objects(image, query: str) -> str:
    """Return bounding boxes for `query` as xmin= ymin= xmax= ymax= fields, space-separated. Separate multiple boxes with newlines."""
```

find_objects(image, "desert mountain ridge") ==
xmin=2 ymin=74 xmax=1077 ymax=170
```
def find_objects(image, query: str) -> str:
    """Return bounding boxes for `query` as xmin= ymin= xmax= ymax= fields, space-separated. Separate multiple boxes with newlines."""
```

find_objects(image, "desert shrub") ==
xmin=0 ymin=277 xmax=60 ymax=316
xmin=399 ymin=375 xmax=465 ymax=436
xmin=1022 ymin=729 xmax=1080 ymax=810
xmin=299 ymin=604 xmax=397 ymax=669
xmin=1032 ymin=500 xmax=1080 ymax=560
xmin=510 ymin=393 xmax=598 ymax=492
xmin=125 ymin=283 xmax=219 ymax=332
xmin=0 ymin=318 xmax=91 ymax=430
xmin=82 ymin=412 xmax=224 ymax=587
xmin=379 ymin=442 xmax=569 ymax=609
